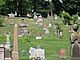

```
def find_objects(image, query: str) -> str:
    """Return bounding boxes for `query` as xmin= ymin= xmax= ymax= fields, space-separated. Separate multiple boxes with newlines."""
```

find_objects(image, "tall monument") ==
xmin=71 ymin=23 xmax=80 ymax=60
xmin=12 ymin=24 xmax=19 ymax=60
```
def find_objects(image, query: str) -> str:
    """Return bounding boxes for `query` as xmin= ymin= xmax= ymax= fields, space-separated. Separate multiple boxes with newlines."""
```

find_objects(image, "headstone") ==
xmin=54 ymin=23 xmax=61 ymax=38
xmin=18 ymin=29 xmax=24 ymax=37
xmin=45 ymin=29 xmax=49 ymax=34
xmin=6 ymin=33 xmax=11 ymax=48
xmin=0 ymin=45 xmax=5 ymax=60
xmin=36 ymin=16 xmax=43 ymax=28
xmin=48 ymin=23 xmax=52 ymax=28
xmin=78 ymin=16 xmax=80 ymax=20
xmin=36 ymin=33 xmax=42 ymax=40
xmin=21 ymin=50 xmax=26 ymax=56
xmin=14 ymin=11 xmax=17 ymax=16
xmin=12 ymin=24 xmax=19 ymax=60
xmin=18 ymin=18 xmax=28 ymax=35
xmin=59 ymin=30 xmax=63 ymax=38
xmin=5 ymin=45 xmax=11 ymax=60
xmin=59 ymin=48 xmax=66 ymax=60
xmin=34 ymin=12 xmax=37 ymax=20
xmin=8 ymin=13 xmax=14 ymax=18
xmin=43 ymin=25 xmax=49 ymax=34
xmin=29 ymin=47 xmax=36 ymax=59
xmin=54 ymin=14 xmax=58 ymax=20
xmin=36 ymin=49 xmax=45 ymax=60
xmin=18 ymin=18 xmax=27 ymax=27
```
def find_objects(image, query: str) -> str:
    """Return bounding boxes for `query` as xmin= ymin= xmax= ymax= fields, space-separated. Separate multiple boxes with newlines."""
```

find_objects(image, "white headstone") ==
xmin=45 ymin=29 xmax=49 ymax=34
xmin=78 ymin=16 xmax=80 ymax=20
xmin=48 ymin=23 xmax=52 ymax=28
xmin=15 ymin=11 xmax=17 ymax=16
xmin=36 ymin=49 xmax=45 ymax=60
xmin=0 ymin=47 xmax=5 ymax=60
xmin=60 ymin=31 xmax=63 ymax=37
xmin=6 ymin=34 xmax=11 ymax=48
xmin=8 ymin=13 xmax=14 ymax=18
xmin=29 ymin=47 xmax=36 ymax=59
xmin=55 ymin=14 xmax=58 ymax=20
xmin=36 ymin=36 xmax=42 ymax=40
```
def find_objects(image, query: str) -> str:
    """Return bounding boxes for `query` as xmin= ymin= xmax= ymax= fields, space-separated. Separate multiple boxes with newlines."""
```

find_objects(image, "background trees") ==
xmin=0 ymin=0 xmax=80 ymax=16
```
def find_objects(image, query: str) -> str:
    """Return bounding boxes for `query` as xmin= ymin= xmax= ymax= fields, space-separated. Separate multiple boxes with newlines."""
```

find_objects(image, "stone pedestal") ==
xmin=12 ymin=52 xmax=18 ymax=60
xmin=0 ymin=46 xmax=5 ymax=60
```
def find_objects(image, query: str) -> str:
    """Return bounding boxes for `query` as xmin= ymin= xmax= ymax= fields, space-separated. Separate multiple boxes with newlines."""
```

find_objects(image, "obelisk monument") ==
xmin=12 ymin=24 xmax=19 ymax=60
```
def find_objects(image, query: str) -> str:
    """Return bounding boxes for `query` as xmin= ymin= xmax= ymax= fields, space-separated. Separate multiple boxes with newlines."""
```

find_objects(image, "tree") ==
xmin=0 ymin=16 xmax=4 ymax=27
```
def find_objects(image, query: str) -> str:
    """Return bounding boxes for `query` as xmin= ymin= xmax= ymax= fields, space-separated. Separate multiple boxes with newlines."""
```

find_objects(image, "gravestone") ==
xmin=8 ymin=13 xmax=14 ymax=18
xmin=54 ymin=14 xmax=58 ymax=20
xmin=18 ymin=18 xmax=27 ymax=27
xmin=48 ymin=23 xmax=52 ymax=28
xmin=34 ymin=12 xmax=37 ymax=20
xmin=18 ymin=29 xmax=24 ymax=37
xmin=59 ymin=30 xmax=63 ymax=38
xmin=8 ymin=13 xmax=14 ymax=25
xmin=14 ymin=11 xmax=17 ymax=16
xmin=29 ymin=46 xmax=45 ymax=60
xmin=78 ymin=16 xmax=80 ymax=20
xmin=5 ymin=45 xmax=12 ymax=60
xmin=0 ymin=45 xmax=5 ymax=60
xmin=43 ymin=25 xmax=49 ymax=34
xmin=29 ymin=47 xmax=36 ymax=59
xmin=54 ymin=23 xmax=61 ymax=38
xmin=36 ymin=48 xmax=45 ymax=60
xmin=18 ymin=18 xmax=28 ymax=35
xmin=45 ymin=29 xmax=49 ymax=34
xmin=6 ymin=33 xmax=11 ymax=48
xmin=36 ymin=16 xmax=43 ymax=28
xmin=21 ymin=50 xmax=26 ymax=56
xmin=59 ymin=48 xmax=66 ymax=60
xmin=36 ymin=33 xmax=42 ymax=40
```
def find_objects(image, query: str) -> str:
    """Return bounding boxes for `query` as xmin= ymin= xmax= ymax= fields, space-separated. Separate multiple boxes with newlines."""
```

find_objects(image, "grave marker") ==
xmin=36 ymin=33 xmax=42 ymax=40
xmin=0 ymin=45 xmax=5 ymax=60
xmin=12 ymin=24 xmax=19 ymax=60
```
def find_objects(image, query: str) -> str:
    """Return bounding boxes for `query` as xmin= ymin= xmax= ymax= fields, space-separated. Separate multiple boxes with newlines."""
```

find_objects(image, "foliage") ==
xmin=72 ymin=14 xmax=78 ymax=23
xmin=0 ymin=0 xmax=80 ymax=16
xmin=0 ymin=16 xmax=4 ymax=26
xmin=62 ymin=11 xmax=71 ymax=25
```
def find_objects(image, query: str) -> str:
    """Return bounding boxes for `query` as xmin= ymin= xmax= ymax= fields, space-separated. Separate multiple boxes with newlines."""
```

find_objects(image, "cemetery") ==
xmin=0 ymin=15 xmax=75 ymax=60
xmin=0 ymin=0 xmax=80 ymax=60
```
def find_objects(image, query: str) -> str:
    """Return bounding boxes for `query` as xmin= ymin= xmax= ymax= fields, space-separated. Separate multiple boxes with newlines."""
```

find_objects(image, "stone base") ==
xmin=12 ymin=52 xmax=19 ymax=60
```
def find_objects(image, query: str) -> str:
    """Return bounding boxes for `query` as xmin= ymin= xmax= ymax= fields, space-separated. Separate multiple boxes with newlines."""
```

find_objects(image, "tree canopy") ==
xmin=0 ymin=0 xmax=80 ymax=16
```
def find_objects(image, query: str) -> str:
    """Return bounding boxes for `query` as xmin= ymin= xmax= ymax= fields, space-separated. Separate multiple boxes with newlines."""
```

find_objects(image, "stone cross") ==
xmin=12 ymin=24 xmax=19 ymax=60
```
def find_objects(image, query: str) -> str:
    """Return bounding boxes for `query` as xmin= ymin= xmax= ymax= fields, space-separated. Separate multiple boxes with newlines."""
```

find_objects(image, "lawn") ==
xmin=0 ymin=16 xmax=71 ymax=60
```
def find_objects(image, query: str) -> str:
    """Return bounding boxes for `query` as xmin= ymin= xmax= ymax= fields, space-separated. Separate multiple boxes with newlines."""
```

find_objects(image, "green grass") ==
xmin=0 ymin=16 xmax=71 ymax=60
